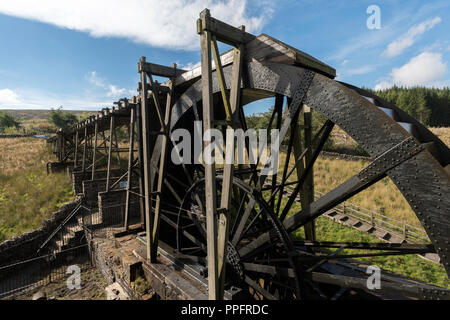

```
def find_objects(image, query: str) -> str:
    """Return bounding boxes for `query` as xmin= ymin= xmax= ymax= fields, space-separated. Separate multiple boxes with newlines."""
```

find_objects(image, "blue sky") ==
xmin=0 ymin=0 xmax=448 ymax=114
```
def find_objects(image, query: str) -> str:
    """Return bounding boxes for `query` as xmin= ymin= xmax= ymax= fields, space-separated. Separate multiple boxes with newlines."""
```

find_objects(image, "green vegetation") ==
xmin=0 ymin=109 xmax=96 ymax=134
xmin=278 ymin=196 xmax=450 ymax=288
xmin=371 ymin=86 xmax=450 ymax=127
xmin=48 ymin=107 xmax=79 ymax=129
xmin=0 ymin=111 xmax=21 ymax=133
xmin=0 ymin=138 xmax=73 ymax=241
xmin=246 ymin=108 xmax=335 ymax=150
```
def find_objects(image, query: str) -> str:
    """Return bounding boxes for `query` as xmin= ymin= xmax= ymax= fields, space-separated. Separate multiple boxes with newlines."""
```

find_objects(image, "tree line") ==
xmin=370 ymin=86 xmax=450 ymax=127
xmin=0 ymin=108 xmax=83 ymax=134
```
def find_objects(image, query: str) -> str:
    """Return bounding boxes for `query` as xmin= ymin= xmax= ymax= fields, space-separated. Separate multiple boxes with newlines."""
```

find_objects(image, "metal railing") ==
xmin=314 ymin=190 xmax=429 ymax=243
xmin=271 ymin=177 xmax=430 ymax=243
xmin=0 ymin=245 xmax=90 ymax=299
xmin=82 ymin=201 xmax=141 ymax=234
xmin=37 ymin=201 xmax=91 ymax=254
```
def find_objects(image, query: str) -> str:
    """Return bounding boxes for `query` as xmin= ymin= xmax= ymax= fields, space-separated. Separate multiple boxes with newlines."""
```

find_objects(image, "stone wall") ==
xmin=0 ymin=199 xmax=81 ymax=267
xmin=83 ymin=179 xmax=108 ymax=208
xmin=47 ymin=161 xmax=73 ymax=174
xmin=87 ymin=234 xmax=144 ymax=299
xmin=72 ymin=169 xmax=124 ymax=195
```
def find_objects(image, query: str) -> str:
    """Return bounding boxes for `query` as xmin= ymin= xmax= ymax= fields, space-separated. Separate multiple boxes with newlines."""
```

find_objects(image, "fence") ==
xmin=82 ymin=201 xmax=141 ymax=235
xmin=0 ymin=244 xmax=90 ymax=299
xmin=271 ymin=178 xmax=430 ymax=244
xmin=314 ymin=190 xmax=429 ymax=243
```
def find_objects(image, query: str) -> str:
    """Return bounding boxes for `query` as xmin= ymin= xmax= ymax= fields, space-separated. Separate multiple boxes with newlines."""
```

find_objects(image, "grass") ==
xmin=430 ymin=127 xmax=450 ymax=147
xmin=278 ymin=153 xmax=423 ymax=228
xmin=280 ymin=197 xmax=450 ymax=288
xmin=0 ymin=137 xmax=74 ymax=241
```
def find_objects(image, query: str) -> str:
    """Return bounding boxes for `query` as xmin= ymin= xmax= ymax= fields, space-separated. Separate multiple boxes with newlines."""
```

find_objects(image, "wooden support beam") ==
xmin=124 ymin=106 xmax=136 ymax=231
xmin=73 ymin=131 xmax=79 ymax=168
xmin=106 ymin=115 xmax=115 ymax=192
xmin=139 ymin=61 xmax=187 ymax=78
xmin=197 ymin=9 xmax=255 ymax=46
xmin=91 ymin=116 xmax=99 ymax=180
xmin=152 ymin=65 xmax=176 ymax=260
xmin=81 ymin=126 xmax=88 ymax=172
xmin=200 ymin=9 xmax=219 ymax=300
xmin=139 ymin=57 xmax=154 ymax=263
xmin=217 ymin=41 xmax=244 ymax=298
xmin=302 ymin=105 xmax=316 ymax=241
xmin=135 ymin=99 xmax=146 ymax=227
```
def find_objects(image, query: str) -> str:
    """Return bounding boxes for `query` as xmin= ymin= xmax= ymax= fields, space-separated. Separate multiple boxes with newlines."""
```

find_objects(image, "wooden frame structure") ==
xmin=45 ymin=9 xmax=450 ymax=301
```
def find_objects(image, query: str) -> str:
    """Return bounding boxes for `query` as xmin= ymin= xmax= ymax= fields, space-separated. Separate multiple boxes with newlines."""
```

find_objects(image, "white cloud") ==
xmin=0 ymin=0 xmax=272 ymax=50
xmin=0 ymin=89 xmax=24 ymax=106
xmin=87 ymin=71 xmax=128 ymax=98
xmin=383 ymin=17 xmax=441 ymax=58
xmin=392 ymin=52 xmax=447 ymax=85
xmin=107 ymin=85 xmax=126 ymax=97
xmin=374 ymin=51 xmax=448 ymax=90
xmin=0 ymin=87 xmax=114 ymax=110
xmin=374 ymin=81 xmax=392 ymax=91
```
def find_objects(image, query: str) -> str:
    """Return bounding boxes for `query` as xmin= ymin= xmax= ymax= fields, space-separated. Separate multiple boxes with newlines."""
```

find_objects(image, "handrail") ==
xmin=36 ymin=201 xmax=90 ymax=254
xmin=268 ymin=177 xmax=429 ymax=243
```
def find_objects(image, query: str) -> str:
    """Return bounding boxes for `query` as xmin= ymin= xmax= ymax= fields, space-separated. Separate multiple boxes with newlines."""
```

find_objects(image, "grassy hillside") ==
xmin=430 ymin=127 xmax=450 ymax=146
xmin=0 ymin=109 xmax=93 ymax=121
xmin=0 ymin=138 xmax=73 ymax=241
xmin=294 ymin=215 xmax=450 ymax=288
xmin=278 ymin=154 xmax=422 ymax=228
xmin=0 ymin=109 xmax=96 ymax=135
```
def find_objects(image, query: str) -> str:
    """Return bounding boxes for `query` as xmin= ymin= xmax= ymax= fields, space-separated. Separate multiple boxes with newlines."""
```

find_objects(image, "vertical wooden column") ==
xmin=124 ymin=106 xmax=136 ymax=231
xmin=106 ymin=114 xmax=115 ymax=192
xmin=270 ymin=94 xmax=284 ymax=209
xmin=91 ymin=116 xmax=99 ymax=180
xmin=73 ymin=130 xmax=79 ymax=168
xmin=62 ymin=134 xmax=66 ymax=162
xmin=135 ymin=97 xmax=146 ymax=227
xmin=151 ymin=65 xmax=176 ymax=261
xmin=81 ymin=126 xmax=88 ymax=172
xmin=58 ymin=132 xmax=62 ymax=162
xmin=217 ymin=41 xmax=243 ymax=298
xmin=199 ymin=9 xmax=219 ymax=300
xmin=139 ymin=57 xmax=154 ymax=262
xmin=302 ymin=106 xmax=316 ymax=240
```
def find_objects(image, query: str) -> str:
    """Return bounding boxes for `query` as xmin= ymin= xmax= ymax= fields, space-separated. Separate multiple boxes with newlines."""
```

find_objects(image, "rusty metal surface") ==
xmin=167 ymin=61 xmax=450 ymax=276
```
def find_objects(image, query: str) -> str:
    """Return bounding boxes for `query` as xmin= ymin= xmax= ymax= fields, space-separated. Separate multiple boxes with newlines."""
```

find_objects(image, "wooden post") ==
xmin=303 ymin=106 xmax=316 ymax=240
xmin=199 ymin=8 xmax=219 ymax=300
xmin=62 ymin=134 xmax=66 ymax=162
xmin=106 ymin=115 xmax=115 ymax=192
xmin=135 ymin=98 xmax=146 ymax=227
xmin=124 ymin=106 xmax=136 ymax=231
xmin=139 ymin=56 xmax=154 ymax=262
xmin=81 ymin=126 xmax=88 ymax=172
xmin=91 ymin=116 xmax=99 ymax=180
xmin=73 ymin=130 xmax=79 ymax=168
xmin=151 ymin=65 xmax=176 ymax=261
xmin=217 ymin=41 xmax=244 ymax=298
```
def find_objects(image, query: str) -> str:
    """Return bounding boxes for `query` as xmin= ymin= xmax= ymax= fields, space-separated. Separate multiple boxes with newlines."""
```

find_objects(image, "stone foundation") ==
xmin=72 ymin=169 xmax=124 ymax=195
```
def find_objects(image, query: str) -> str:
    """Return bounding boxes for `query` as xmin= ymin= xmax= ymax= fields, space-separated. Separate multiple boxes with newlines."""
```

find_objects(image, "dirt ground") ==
xmin=5 ymin=263 xmax=107 ymax=300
